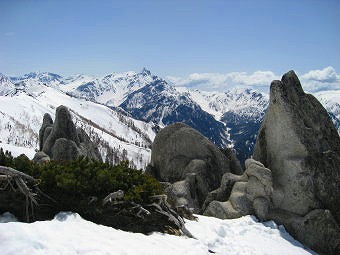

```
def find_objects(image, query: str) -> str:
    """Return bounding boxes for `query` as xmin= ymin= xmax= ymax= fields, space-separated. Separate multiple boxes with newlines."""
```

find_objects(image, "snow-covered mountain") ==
xmin=10 ymin=72 xmax=64 ymax=89
xmin=62 ymin=70 xmax=232 ymax=148
xmin=0 ymin=73 xmax=16 ymax=96
xmin=1 ymin=69 xmax=339 ymax=167
xmin=176 ymin=88 xmax=270 ymax=162
xmin=314 ymin=90 xmax=340 ymax=132
xmin=120 ymin=79 xmax=231 ymax=147
xmin=63 ymin=68 xmax=155 ymax=106
xmin=0 ymin=73 xmax=155 ymax=169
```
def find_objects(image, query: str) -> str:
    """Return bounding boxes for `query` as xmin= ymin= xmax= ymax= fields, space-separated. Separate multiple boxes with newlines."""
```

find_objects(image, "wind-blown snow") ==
xmin=0 ymin=212 xmax=317 ymax=255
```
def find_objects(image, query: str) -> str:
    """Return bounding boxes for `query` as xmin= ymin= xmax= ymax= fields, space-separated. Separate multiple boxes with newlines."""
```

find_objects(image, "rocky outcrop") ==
xmin=34 ymin=105 xmax=102 ymax=162
xmin=204 ymin=159 xmax=273 ymax=221
xmin=253 ymin=70 xmax=340 ymax=254
xmin=38 ymin=113 xmax=53 ymax=151
xmin=146 ymin=122 xmax=242 ymax=213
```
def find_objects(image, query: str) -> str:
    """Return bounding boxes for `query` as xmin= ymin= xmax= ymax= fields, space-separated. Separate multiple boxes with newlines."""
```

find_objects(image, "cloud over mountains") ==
xmin=167 ymin=66 xmax=340 ymax=93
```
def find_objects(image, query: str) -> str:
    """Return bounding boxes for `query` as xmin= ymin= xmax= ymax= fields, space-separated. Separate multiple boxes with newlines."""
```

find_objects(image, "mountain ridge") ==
xmin=1 ymin=69 xmax=339 ymax=166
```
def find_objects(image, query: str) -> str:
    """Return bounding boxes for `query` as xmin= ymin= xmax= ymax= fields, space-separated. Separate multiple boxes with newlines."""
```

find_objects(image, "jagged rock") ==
xmin=34 ymin=105 xmax=102 ymax=162
xmin=32 ymin=151 xmax=50 ymax=163
xmin=253 ymin=70 xmax=340 ymax=254
xmin=147 ymin=122 xmax=241 ymax=213
xmin=38 ymin=113 xmax=53 ymax=151
xmin=204 ymin=159 xmax=272 ymax=221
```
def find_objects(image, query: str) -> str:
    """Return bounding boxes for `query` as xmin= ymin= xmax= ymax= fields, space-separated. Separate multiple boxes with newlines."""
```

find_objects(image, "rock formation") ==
xmin=204 ymin=159 xmax=273 ymax=221
xmin=253 ymin=70 xmax=340 ymax=254
xmin=146 ymin=122 xmax=242 ymax=213
xmin=33 ymin=105 xmax=102 ymax=162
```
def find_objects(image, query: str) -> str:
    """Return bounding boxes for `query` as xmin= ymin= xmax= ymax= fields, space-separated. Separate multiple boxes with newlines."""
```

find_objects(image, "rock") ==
xmin=148 ymin=122 xmax=241 ymax=213
xmin=42 ymin=106 xmax=79 ymax=157
xmin=270 ymin=209 xmax=340 ymax=255
xmin=253 ymin=70 xmax=340 ymax=254
xmin=34 ymin=105 xmax=102 ymax=162
xmin=38 ymin=113 xmax=53 ymax=151
xmin=52 ymin=138 xmax=79 ymax=161
xmin=32 ymin=151 xmax=50 ymax=163
xmin=253 ymin=197 xmax=269 ymax=222
xmin=253 ymin=71 xmax=340 ymax=220
xmin=204 ymin=158 xmax=272 ymax=221
xmin=76 ymin=128 xmax=102 ymax=162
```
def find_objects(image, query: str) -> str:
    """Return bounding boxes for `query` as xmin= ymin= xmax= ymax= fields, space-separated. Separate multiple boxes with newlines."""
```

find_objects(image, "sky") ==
xmin=0 ymin=0 xmax=339 ymax=91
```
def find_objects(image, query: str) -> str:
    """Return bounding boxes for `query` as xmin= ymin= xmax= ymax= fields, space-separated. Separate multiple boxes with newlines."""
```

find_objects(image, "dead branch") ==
xmin=0 ymin=166 xmax=39 ymax=222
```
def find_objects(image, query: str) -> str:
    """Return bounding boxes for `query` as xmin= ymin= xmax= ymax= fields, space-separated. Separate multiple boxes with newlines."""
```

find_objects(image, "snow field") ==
xmin=0 ymin=212 xmax=317 ymax=255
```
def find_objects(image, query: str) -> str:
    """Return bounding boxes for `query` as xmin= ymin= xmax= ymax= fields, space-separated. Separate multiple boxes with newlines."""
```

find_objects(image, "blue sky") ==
xmin=1 ymin=0 xmax=339 ymax=79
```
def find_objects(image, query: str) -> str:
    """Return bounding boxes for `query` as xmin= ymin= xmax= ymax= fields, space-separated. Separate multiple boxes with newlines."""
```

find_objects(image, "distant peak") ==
xmin=141 ymin=67 xmax=151 ymax=76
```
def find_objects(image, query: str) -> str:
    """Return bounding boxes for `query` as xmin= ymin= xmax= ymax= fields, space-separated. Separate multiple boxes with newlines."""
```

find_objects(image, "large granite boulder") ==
xmin=204 ymin=159 xmax=273 ymax=221
xmin=147 ymin=122 xmax=242 ymax=213
xmin=253 ymin=70 xmax=340 ymax=254
xmin=34 ymin=105 xmax=102 ymax=163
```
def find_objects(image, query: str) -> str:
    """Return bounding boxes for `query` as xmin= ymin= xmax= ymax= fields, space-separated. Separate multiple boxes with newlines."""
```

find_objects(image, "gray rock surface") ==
xmin=32 ymin=151 xmax=50 ymax=163
xmin=52 ymin=138 xmax=79 ymax=161
xmin=204 ymin=159 xmax=272 ymax=221
xmin=253 ymin=70 xmax=340 ymax=254
xmin=270 ymin=209 xmax=340 ymax=255
xmin=253 ymin=71 xmax=340 ymax=221
xmin=147 ymin=122 xmax=241 ymax=213
xmin=38 ymin=113 xmax=53 ymax=151
xmin=77 ymin=128 xmax=102 ymax=162
xmin=42 ymin=106 xmax=79 ymax=157
xmin=34 ymin=105 xmax=102 ymax=162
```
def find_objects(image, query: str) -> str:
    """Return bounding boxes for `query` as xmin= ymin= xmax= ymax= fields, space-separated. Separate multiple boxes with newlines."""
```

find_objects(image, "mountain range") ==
xmin=0 ymin=69 xmax=339 ymax=167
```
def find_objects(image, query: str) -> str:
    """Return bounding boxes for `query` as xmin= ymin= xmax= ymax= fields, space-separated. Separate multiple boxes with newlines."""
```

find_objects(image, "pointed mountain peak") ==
xmin=141 ymin=67 xmax=151 ymax=76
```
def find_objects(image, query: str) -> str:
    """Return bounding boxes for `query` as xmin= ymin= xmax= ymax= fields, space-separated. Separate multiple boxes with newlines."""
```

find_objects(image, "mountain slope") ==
xmin=63 ymin=69 xmax=232 ymax=148
xmin=64 ymin=68 xmax=155 ymax=106
xmin=0 ymin=74 xmax=155 ymax=169
xmin=120 ymin=79 xmax=231 ymax=147
xmin=179 ymin=88 xmax=269 ymax=162
xmin=0 ymin=73 xmax=16 ymax=96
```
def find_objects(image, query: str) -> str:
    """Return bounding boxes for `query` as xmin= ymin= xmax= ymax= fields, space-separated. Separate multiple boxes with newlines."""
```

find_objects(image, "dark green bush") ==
xmin=0 ymin=148 xmax=162 ymax=211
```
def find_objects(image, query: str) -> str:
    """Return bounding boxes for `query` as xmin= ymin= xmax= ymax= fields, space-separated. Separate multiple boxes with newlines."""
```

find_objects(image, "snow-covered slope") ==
xmin=178 ymin=87 xmax=269 ymax=162
xmin=177 ymin=87 xmax=268 ymax=121
xmin=120 ymin=79 xmax=231 ymax=147
xmin=63 ymin=68 xmax=155 ymax=107
xmin=0 ymin=74 xmax=155 ymax=169
xmin=10 ymin=72 xmax=64 ymax=89
xmin=0 ymin=73 xmax=16 ymax=96
xmin=0 ymin=212 xmax=317 ymax=255
xmin=314 ymin=90 xmax=340 ymax=132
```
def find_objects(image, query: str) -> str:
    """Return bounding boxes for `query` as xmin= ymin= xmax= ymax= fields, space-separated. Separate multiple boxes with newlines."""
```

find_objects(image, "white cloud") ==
xmin=301 ymin=66 xmax=340 ymax=92
xmin=166 ymin=67 xmax=340 ymax=93
xmin=301 ymin=66 xmax=338 ymax=82
xmin=167 ymin=70 xmax=279 ymax=91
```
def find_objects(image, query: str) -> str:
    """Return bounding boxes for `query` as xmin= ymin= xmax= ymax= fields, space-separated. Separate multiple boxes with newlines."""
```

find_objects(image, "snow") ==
xmin=0 ymin=212 xmax=317 ymax=255
xmin=0 ymin=143 xmax=36 ymax=159
xmin=0 ymin=86 xmax=155 ymax=169
xmin=177 ymin=87 xmax=268 ymax=121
